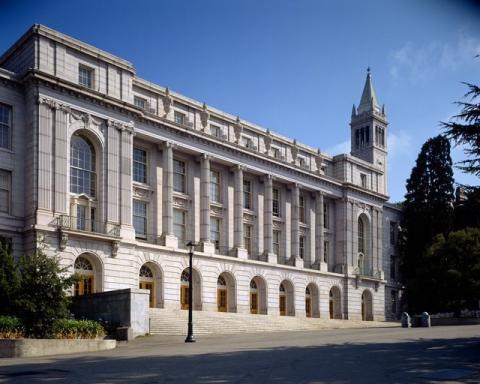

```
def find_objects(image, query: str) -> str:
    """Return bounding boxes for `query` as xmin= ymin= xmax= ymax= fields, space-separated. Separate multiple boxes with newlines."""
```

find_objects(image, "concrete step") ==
xmin=148 ymin=308 xmax=398 ymax=335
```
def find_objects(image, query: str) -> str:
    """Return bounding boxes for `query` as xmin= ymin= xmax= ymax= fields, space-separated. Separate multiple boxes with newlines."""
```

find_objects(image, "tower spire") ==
xmin=358 ymin=68 xmax=380 ymax=113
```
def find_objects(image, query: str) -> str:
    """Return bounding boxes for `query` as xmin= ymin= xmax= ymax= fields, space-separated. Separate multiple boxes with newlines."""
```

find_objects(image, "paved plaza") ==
xmin=1 ymin=325 xmax=480 ymax=383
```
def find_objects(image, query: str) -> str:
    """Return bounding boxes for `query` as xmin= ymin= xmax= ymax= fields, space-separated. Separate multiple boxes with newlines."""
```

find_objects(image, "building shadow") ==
xmin=0 ymin=336 xmax=479 ymax=383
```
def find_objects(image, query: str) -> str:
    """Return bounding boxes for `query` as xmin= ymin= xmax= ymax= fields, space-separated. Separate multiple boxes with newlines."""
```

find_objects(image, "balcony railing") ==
xmin=57 ymin=215 xmax=121 ymax=238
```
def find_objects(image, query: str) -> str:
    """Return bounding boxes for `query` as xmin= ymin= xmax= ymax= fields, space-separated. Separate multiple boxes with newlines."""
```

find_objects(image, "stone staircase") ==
xmin=149 ymin=308 xmax=398 ymax=335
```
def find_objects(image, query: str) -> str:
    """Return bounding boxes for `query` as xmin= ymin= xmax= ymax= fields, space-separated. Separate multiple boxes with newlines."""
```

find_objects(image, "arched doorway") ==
xmin=305 ymin=287 xmax=312 ymax=317
xmin=250 ymin=276 xmax=267 ymax=314
xmin=217 ymin=275 xmax=227 ymax=312
xmin=180 ymin=268 xmax=202 ymax=310
xmin=74 ymin=256 xmax=95 ymax=296
xmin=217 ymin=272 xmax=236 ymax=313
xmin=279 ymin=280 xmax=294 ymax=316
xmin=305 ymin=283 xmax=320 ymax=318
xmin=329 ymin=286 xmax=342 ymax=319
xmin=361 ymin=289 xmax=373 ymax=321
xmin=139 ymin=264 xmax=155 ymax=308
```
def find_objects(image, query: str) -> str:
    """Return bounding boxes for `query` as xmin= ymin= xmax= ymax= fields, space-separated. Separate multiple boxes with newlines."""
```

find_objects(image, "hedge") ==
xmin=52 ymin=319 xmax=106 ymax=339
xmin=0 ymin=316 xmax=25 ymax=339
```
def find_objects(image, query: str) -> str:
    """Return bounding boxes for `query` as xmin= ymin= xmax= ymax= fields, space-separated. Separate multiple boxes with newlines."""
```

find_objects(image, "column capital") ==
xmin=230 ymin=164 xmax=246 ymax=173
xmin=262 ymin=174 xmax=274 ymax=183
xmin=197 ymin=153 xmax=212 ymax=162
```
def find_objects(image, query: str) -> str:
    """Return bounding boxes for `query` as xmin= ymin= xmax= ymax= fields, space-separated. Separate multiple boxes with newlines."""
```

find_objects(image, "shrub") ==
xmin=53 ymin=319 xmax=105 ymax=339
xmin=0 ymin=237 xmax=20 ymax=316
xmin=16 ymin=250 xmax=76 ymax=338
xmin=0 ymin=316 xmax=24 ymax=339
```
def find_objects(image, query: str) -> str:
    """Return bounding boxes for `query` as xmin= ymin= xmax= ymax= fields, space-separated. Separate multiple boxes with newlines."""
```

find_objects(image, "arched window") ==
xmin=358 ymin=218 xmax=365 ymax=254
xmin=181 ymin=270 xmax=190 ymax=282
xmin=279 ymin=283 xmax=285 ymax=292
xmin=74 ymin=256 xmax=94 ymax=296
xmin=250 ymin=280 xmax=257 ymax=289
xmin=70 ymin=135 xmax=96 ymax=197
xmin=305 ymin=287 xmax=311 ymax=295
xmin=140 ymin=265 xmax=153 ymax=278
xmin=217 ymin=275 xmax=226 ymax=287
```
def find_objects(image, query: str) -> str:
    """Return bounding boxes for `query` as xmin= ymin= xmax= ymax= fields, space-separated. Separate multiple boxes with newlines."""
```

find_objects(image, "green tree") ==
xmin=442 ymin=82 xmax=480 ymax=176
xmin=16 ymin=249 xmax=76 ymax=338
xmin=401 ymin=135 xmax=455 ymax=313
xmin=0 ymin=237 xmax=20 ymax=316
xmin=426 ymin=228 xmax=480 ymax=314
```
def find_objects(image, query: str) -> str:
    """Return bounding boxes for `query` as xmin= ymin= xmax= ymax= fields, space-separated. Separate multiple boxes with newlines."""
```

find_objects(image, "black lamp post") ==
xmin=185 ymin=241 xmax=197 ymax=343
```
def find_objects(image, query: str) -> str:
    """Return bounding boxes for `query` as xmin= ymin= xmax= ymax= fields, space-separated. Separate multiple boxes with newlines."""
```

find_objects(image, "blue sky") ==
xmin=1 ymin=0 xmax=479 ymax=202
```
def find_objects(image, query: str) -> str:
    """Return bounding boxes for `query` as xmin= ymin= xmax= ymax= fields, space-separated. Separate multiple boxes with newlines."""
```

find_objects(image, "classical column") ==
xmin=290 ymin=183 xmax=302 ymax=267
xmin=377 ymin=208 xmax=384 ymax=279
xmin=200 ymin=154 xmax=214 ymax=253
xmin=162 ymin=142 xmax=177 ymax=248
xmin=313 ymin=191 xmax=327 ymax=270
xmin=263 ymin=174 xmax=276 ymax=263
xmin=119 ymin=124 xmax=135 ymax=239
xmin=233 ymin=165 xmax=247 ymax=258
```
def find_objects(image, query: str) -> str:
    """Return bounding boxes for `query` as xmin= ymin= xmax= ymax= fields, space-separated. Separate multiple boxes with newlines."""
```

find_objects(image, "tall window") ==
xmin=210 ymin=217 xmax=220 ymax=252
xmin=133 ymin=148 xmax=147 ymax=183
xmin=272 ymin=188 xmax=280 ymax=217
xmin=390 ymin=256 xmax=396 ymax=279
xmin=174 ymin=111 xmax=186 ymax=125
xmin=134 ymin=96 xmax=146 ymax=109
xmin=173 ymin=159 xmax=186 ymax=193
xmin=210 ymin=124 xmax=221 ymax=138
xmin=173 ymin=209 xmax=186 ymax=247
xmin=323 ymin=241 xmax=328 ymax=263
xmin=390 ymin=221 xmax=396 ymax=245
xmin=299 ymin=195 xmax=305 ymax=223
xmin=78 ymin=65 xmax=93 ymax=88
xmin=361 ymin=174 xmax=367 ymax=188
xmin=299 ymin=236 xmax=306 ymax=259
xmin=210 ymin=170 xmax=220 ymax=202
xmin=391 ymin=290 xmax=398 ymax=315
xmin=323 ymin=202 xmax=329 ymax=229
xmin=0 ymin=104 xmax=12 ymax=150
xmin=243 ymin=136 xmax=254 ymax=149
xmin=243 ymin=180 xmax=252 ymax=210
xmin=244 ymin=224 xmax=252 ymax=255
xmin=0 ymin=170 xmax=11 ymax=214
xmin=358 ymin=218 xmax=365 ymax=254
xmin=133 ymin=200 xmax=147 ymax=239
xmin=70 ymin=135 xmax=96 ymax=197
xmin=74 ymin=256 xmax=94 ymax=296
xmin=272 ymin=147 xmax=280 ymax=159
xmin=273 ymin=230 xmax=280 ymax=256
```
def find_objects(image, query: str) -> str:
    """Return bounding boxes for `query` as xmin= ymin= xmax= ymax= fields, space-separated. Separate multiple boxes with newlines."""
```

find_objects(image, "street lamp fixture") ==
xmin=185 ymin=241 xmax=197 ymax=343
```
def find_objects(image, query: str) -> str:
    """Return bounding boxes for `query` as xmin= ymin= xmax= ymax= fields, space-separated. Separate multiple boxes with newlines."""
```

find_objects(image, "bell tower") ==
xmin=350 ymin=68 xmax=388 ymax=173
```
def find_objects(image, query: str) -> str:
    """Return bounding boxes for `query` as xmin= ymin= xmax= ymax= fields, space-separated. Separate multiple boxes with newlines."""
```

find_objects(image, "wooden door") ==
xmin=329 ymin=299 xmax=333 ymax=319
xmin=279 ymin=295 xmax=286 ymax=316
xmin=140 ymin=281 xmax=155 ymax=308
xmin=74 ymin=276 xmax=94 ymax=296
xmin=181 ymin=285 xmax=189 ymax=310
xmin=217 ymin=288 xmax=227 ymax=312
xmin=306 ymin=298 xmax=311 ymax=318
xmin=250 ymin=292 xmax=258 ymax=314
xmin=361 ymin=295 xmax=365 ymax=320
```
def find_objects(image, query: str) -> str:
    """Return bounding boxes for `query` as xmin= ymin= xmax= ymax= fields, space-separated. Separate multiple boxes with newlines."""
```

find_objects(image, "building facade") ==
xmin=0 ymin=25 xmax=402 ymax=322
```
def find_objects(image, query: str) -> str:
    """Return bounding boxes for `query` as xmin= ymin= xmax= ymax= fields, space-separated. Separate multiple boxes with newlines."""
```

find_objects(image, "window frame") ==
xmin=299 ymin=195 xmax=306 ymax=223
xmin=210 ymin=216 xmax=221 ymax=252
xmin=299 ymin=235 xmax=306 ymax=259
xmin=174 ymin=110 xmax=186 ymax=125
xmin=244 ymin=223 xmax=252 ymax=255
xmin=173 ymin=159 xmax=186 ymax=193
xmin=134 ymin=96 xmax=147 ymax=109
xmin=273 ymin=230 xmax=281 ymax=256
xmin=0 ymin=169 xmax=11 ymax=214
xmin=133 ymin=147 xmax=148 ymax=184
xmin=210 ymin=169 xmax=221 ymax=203
xmin=173 ymin=208 xmax=187 ymax=248
xmin=272 ymin=187 xmax=280 ymax=217
xmin=243 ymin=179 xmax=252 ymax=210
xmin=0 ymin=103 xmax=12 ymax=151
xmin=78 ymin=64 xmax=94 ymax=89
xmin=133 ymin=199 xmax=148 ymax=239
xmin=70 ymin=134 xmax=97 ymax=198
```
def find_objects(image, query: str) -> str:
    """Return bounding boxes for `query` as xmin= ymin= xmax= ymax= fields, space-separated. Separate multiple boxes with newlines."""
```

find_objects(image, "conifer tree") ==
xmin=401 ymin=135 xmax=454 ymax=313
xmin=442 ymin=82 xmax=480 ymax=176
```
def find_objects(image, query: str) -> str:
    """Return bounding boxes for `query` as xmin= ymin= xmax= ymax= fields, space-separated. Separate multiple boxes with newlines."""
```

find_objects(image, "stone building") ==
xmin=0 ymin=25 xmax=402 ymax=323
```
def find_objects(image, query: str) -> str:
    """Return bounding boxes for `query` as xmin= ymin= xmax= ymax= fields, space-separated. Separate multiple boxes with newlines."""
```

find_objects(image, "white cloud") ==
xmin=388 ymin=130 xmax=413 ymax=159
xmin=389 ymin=30 xmax=480 ymax=83
xmin=325 ymin=139 xmax=350 ymax=156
